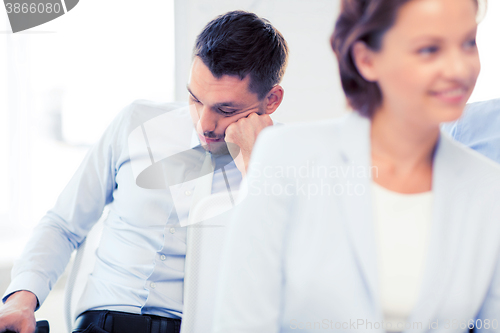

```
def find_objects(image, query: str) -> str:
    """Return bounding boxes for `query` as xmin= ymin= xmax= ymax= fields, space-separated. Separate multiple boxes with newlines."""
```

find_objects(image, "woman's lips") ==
xmin=430 ymin=87 xmax=468 ymax=104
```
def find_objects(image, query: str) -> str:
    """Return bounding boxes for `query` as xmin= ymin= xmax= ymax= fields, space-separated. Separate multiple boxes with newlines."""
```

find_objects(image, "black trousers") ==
xmin=72 ymin=310 xmax=181 ymax=333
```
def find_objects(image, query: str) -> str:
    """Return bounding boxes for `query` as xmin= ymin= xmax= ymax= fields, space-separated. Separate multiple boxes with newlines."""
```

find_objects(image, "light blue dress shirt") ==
xmin=2 ymin=100 xmax=242 ymax=319
xmin=441 ymin=98 xmax=500 ymax=163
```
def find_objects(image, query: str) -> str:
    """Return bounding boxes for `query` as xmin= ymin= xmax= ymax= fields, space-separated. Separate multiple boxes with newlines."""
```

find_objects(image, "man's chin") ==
xmin=202 ymin=141 xmax=230 ymax=155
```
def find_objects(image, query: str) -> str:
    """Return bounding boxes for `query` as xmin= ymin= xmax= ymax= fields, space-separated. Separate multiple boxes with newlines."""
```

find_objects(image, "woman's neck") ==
xmin=370 ymin=107 xmax=440 ymax=193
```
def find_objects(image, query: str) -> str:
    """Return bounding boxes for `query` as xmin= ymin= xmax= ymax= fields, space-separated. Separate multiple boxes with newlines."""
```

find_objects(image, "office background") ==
xmin=0 ymin=0 xmax=499 ymax=330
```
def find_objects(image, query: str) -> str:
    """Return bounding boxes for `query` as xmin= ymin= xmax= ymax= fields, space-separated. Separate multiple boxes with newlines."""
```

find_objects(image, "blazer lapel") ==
xmin=408 ymin=133 xmax=469 ymax=329
xmin=336 ymin=112 xmax=383 ymax=320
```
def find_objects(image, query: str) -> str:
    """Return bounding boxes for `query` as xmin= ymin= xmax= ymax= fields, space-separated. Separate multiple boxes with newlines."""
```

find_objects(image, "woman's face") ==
xmin=360 ymin=0 xmax=480 ymax=126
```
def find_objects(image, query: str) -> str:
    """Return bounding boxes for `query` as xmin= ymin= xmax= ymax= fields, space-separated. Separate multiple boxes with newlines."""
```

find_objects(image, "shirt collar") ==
xmin=189 ymin=128 xmax=234 ymax=165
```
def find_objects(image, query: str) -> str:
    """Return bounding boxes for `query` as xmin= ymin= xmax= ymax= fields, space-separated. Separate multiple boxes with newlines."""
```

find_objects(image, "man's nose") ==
xmin=198 ymin=106 xmax=217 ymax=133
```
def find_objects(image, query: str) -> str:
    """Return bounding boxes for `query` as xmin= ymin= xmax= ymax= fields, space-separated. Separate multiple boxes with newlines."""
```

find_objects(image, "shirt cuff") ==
xmin=2 ymin=271 xmax=50 ymax=311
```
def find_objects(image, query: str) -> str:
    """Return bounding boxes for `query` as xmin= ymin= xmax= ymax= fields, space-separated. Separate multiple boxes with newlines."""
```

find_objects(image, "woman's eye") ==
xmin=418 ymin=46 xmax=439 ymax=56
xmin=464 ymin=38 xmax=477 ymax=49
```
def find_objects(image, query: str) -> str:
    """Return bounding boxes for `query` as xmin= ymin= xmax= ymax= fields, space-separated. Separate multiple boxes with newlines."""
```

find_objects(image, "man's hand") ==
xmin=0 ymin=291 xmax=37 ymax=333
xmin=224 ymin=112 xmax=273 ymax=176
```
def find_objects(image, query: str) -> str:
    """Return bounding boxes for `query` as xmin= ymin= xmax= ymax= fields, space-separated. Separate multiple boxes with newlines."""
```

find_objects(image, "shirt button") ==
xmin=150 ymin=282 xmax=156 ymax=289
xmin=185 ymin=190 xmax=192 ymax=196
xmin=160 ymin=254 xmax=166 ymax=261
xmin=169 ymin=227 xmax=175 ymax=234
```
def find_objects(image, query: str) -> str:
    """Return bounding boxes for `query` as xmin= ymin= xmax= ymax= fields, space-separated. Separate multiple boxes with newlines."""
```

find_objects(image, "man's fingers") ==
xmin=20 ymin=325 xmax=36 ymax=333
xmin=0 ymin=314 xmax=14 ymax=332
xmin=233 ymin=113 xmax=272 ymax=131
xmin=0 ymin=301 xmax=37 ymax=333
xmin=19 ymin=320 xmax=36 ymax=333
xmin=223 ymin=112 xmax=273 ymax=174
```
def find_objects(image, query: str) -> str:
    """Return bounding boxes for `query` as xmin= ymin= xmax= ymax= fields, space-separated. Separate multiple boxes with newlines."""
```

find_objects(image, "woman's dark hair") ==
xmin=194 ymin=10 xmax=288 ymax=100
xmin=331 ymin=0 xmax=479 ymax=118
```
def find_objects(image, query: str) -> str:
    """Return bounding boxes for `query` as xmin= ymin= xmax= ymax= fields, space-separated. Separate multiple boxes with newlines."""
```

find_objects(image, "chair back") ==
xmin=180 ymin=190 xmax=241 ymax=333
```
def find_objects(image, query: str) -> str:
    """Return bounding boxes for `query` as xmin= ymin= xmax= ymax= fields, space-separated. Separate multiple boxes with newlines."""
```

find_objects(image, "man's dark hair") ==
xmin=194 ymin=10 xmax=288 ymax=100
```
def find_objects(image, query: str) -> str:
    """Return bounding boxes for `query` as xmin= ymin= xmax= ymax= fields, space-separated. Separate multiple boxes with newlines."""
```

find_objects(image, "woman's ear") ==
xmin=263 ymin=85 xmax=284 ymax=115
xmin=352 ymin=41 xmax=379 ymax=82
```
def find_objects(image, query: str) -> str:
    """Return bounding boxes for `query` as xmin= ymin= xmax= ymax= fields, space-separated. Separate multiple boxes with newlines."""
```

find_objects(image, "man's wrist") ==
xmin=5 ymin=290 xmax=38 ymax=311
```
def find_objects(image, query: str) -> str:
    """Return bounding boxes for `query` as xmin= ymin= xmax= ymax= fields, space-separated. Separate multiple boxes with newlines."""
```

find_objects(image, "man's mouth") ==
xmin=198 ymin=133 xmax=224 ymax=144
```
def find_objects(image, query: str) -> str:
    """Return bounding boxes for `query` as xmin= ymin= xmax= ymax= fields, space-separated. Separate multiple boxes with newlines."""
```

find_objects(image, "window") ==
xmin=0 ymin=0 xmax=175 ymax=260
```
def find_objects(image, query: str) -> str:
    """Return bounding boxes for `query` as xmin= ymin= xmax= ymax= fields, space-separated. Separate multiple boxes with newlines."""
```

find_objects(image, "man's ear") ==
xmin=351 ymin=41 xmax=378 ymax=82
xmin=262 ymin=85 xmax=284 ymax=115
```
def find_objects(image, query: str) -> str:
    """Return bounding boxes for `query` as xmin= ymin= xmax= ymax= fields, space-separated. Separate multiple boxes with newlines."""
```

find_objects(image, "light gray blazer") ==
xmin=213 ymin=112 xmax=500 ymax=333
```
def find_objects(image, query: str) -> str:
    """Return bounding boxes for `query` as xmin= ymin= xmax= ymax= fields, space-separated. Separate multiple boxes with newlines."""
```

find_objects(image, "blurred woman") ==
xmin=213 ymin=1 xmax=500 ymax=332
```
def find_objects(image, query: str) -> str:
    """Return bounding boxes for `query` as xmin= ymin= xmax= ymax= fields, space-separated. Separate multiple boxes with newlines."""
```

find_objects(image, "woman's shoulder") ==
xmin=261 ymin=112 xmax=368 ymax=150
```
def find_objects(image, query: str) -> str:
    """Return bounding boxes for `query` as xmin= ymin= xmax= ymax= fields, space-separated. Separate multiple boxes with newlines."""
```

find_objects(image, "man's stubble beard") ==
xmin=202 ymin=141 xmax=230 ymax=155
xmin=201 ymin=105 xmax=265 ymax=156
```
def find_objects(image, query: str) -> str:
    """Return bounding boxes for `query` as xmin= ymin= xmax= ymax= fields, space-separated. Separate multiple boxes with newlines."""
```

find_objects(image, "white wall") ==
xmin=469 ymin=0 xmax=500 ymax=103
xmin=174 ymin=0 xmax=349 ymax=124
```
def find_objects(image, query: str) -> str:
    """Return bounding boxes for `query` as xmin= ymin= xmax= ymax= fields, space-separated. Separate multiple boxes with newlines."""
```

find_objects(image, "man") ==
xmin=441 ymin=98 xmax=500 ymax=164
xmin=0 ymin=10 xmax=288 ymax=333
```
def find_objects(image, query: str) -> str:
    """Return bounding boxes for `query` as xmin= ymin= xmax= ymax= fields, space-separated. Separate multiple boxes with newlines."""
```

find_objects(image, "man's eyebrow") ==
xmin=187 ymin=85 xmax=243 ymax=110
xmin=186 ymin=86 xmax=199 ymax=100
xmin=213 ymin=102 xmax=239 ymax=109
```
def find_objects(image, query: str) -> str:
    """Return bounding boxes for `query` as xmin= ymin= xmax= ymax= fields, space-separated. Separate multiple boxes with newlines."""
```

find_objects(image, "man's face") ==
xmin=187 ymin=57 xmax=266 ymax=154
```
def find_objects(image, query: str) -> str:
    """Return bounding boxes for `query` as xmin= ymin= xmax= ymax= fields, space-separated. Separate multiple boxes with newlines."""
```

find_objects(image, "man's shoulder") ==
xmin=440 ymin=131 xmax=500 ymax=189
xmin=442 ymin=98 xmax=500 ymax=139
xmin=263 ymin=112 xmax=365 ymax=151
xmin=128 ymin=99 xmax=187 ymax=112
xmin=254 ymin=113 xmax=361 ymax=166
xmin=123 ymin=100 xmax=189 ymax=128
xmin=441 ymin=98 xmax=500 ymax=163
xmin=115 ymin=99 xmax=191 ymax=132
xmin=265 ymin=115 xmax=350 ymax=144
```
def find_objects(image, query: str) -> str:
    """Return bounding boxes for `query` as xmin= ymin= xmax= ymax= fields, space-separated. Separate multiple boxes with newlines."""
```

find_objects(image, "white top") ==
xmin=371 ymin=182 xmax=433 ymax=332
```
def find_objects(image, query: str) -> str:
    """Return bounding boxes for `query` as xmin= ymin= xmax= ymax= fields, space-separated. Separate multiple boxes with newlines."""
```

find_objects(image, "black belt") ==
xmin=73 ymin=310 xmax=181 ymax=333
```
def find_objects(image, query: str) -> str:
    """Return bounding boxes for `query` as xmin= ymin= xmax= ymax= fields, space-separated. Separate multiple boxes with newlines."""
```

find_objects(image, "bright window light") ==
xmin=0 ymin=0 xmax=175 ymax=248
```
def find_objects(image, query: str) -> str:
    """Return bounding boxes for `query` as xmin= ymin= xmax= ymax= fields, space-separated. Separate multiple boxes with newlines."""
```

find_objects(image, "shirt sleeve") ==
xmin=212 ymin=127 xmax=292 ymax=333
xmin=2 ymin=105 xmax=130 ymax=309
